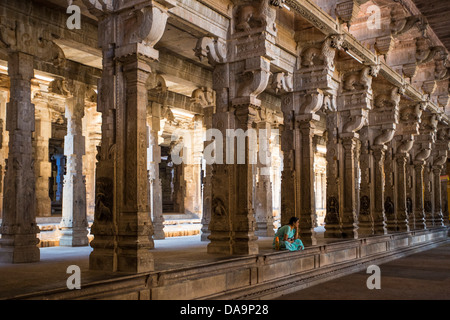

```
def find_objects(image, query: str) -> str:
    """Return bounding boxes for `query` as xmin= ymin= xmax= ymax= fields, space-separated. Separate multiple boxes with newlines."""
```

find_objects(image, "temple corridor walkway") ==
xmin=274 ymin=242 xmax=450 ymax=300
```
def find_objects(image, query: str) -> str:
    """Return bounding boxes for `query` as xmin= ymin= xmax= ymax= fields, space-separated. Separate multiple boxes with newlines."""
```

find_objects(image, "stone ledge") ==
xmin=9 ymin=227 xmax=448 ymax=300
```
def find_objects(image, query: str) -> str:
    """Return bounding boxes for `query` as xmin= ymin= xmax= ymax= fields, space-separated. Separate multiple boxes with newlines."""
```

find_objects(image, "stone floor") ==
xmin=0 ymin=234 xmax=276 ymax=299
xmin=274 ymin=242 xmax=450 ymax=300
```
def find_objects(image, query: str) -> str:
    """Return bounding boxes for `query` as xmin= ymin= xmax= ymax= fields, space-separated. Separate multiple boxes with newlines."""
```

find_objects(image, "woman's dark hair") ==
xmin=288 ymin=217 xmax=299 ymax=225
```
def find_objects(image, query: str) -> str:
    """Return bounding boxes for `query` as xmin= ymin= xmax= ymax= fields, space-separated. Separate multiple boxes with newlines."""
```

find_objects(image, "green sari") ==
xmin=273 ymin=225 xmax=305 ymax=251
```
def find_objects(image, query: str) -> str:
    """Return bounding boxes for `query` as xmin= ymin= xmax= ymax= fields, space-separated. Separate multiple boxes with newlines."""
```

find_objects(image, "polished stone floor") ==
xmin=274 ymin=242 xmax=450 ymax=300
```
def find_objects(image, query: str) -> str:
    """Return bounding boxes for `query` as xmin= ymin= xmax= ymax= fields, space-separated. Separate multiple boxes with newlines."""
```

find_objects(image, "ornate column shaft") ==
xmin=358 ymin=127 xmax=374 ymax=236
xmin=395 ymin=153 xmax=410 ymax=231
xmin=432 ymin=165 xmax=444 ymax=227
xmin=254 ymin=119 xmax=274 ymax=237
xmin=413 ymin=161 xmax=427 ymax=229
xmin=201 ymin=105 xmax=214 ymax=241
xmin=88 ymin=0 xmax=172 ymax=273
xmin=184 ymin=115 xmax=203 ymax=217
xmin=60 ymin=81 xmax=89 ymax=247
xmin=324 ymin=110 xmax=342 ymax=238
xmin=0 ymin=51 xmax=40 ymax=263
xmin=115 ymin=52 xmax=155 ymax=271
xmin=297 ymin=116 xmax=318 ymax=245
xmin=442 ymin=164 xmax=449 ymax=226
xmin=423 ymin=164 xmax=434 ymax=228
xmin=34 ymin=107 xmax=52 ymax=217
xmin=280 ymin=93 xmax=297 ymax=227
xmin=0 ymin=91 xmax=7 ymax=220
xmin=372 ymin=145 xmax=388 ymax=235
xmin=341 ymin=133 xmax=359 ymax=238
xmin=384 ymin=145 xmax=396 ymax=232
xmin=147 ymin=102 xmax=164 ymax=240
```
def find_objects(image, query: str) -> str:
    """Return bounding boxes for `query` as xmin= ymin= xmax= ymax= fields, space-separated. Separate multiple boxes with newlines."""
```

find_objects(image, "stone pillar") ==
xmin=83 ymin=103 xmax=101 ymax=217
xmin=270 ymin=127 xmax=282 ymax=229
xmin=340 ymin=133 xmax=359 ymax=238
xmin=87 ymin=0 xmax=172 ymax=273
xmin=432 ymin=165 xmax=444 ymax=227
xmin=358 ymin=127 xmax=373 ymax=236
xmin=0 ymin=51 xmax=40 ymax=263
xmin=442 ymin=163 xmax=449 ymax=226
xmin=406 ymin=162 xmax=415 ymax=230
xmin=114 ymin=52 xmax=156 ymax=271
xmin=423 ymin=164 xmax=434 ymax=228
xmin=148 ymin=103 xmax=164 ymax=239
xmin=184 ymin=115 xmax=203 ymax=217
xmin=324 ymin=110 xmax=342 ymax=238
xmin=395 ymin=153 xmax=410 ymax=232
xmin=413 ymin=161 xmax=427 ymax=229
xmin=280 ymin=93 xmax=297 ymax=227
xmin=201 ymin=105 xmax=214 ymax=241
xmin=384 ymin=145 xmax=396 ymax=232
xmin=254 ymin=119 xmax=274 ymax=237
xmin=372 ymin=145 xmax=388 ymax=235
xmin=297 ymin=117 xmax=318 ymax=245
xmin=34 ymin=107 xmax=52 ymax=217
xmin=196 ymin=0 xmax=278 ymax=255
xmin=60 ymin=81 xmax=89 ymax=247
xmin=0 ymin=91 xmax=8 ymax=219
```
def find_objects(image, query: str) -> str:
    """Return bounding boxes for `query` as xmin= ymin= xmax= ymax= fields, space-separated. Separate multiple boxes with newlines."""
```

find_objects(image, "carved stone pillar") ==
xmin=292 ymin=34 xmax=341 ymax=243
xmin=297 ymin=117 xmax=318 ymax=245
xmin=384 ymin=144 xmax=396 ymax=232
xmin=60 ymin=81 xmax=89 ymax=247
xmin=396 ymin=104 xmax=422 ymax=232
xmin=184 ymin=115 xmax=203 ymax=217
xmin=372 ymin=145 xmax=388 ymax=235
xmin=201 ymin=105 xmax=214 ymax=241
xmin=88 ymin=0 xmax=172 ymax=273
xmin=432 ymin=165 xmax=444 ymax=227
xmin=34 ymin=106 xmax=52 ymax=217
xmin=0 ymin=51 xmax=40 ymax=263
xmin=341 ymin=133 xmax=359 ymax=238
xmin=280 ymin=93 xmax=297 ymax=227
xmin=406 ymin=162 xmax=415 ymax=230
xmin=395 ymin=153 xmax=410 ymax=232
xmin=442 ymin=163 xmax=450 ymax=226
xmin=147 ymin=102 xmax=164 ymax=240
xmin=413 ymin=161 xmax=427 ymax=229
xmin=423 ymin=164 xmax=434 ymax=228
xmin=196 ymin=0 xmax=278 ymax=255
xmin=254 ymin=119 xmax=274 ymax=237
xmin=358 ymin=127 xmax=373 ymax=236
xmin=324 ymin=110 xmax=342 ymax=238
xmin=336 ymin=64 xmax=375 ymax=239
xmin=0 ymin=91 xmax=8 ymax=220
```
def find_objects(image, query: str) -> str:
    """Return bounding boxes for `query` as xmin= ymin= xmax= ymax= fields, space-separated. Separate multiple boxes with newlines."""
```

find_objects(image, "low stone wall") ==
xmin=15 ymin=227 xmax=449 ymax=300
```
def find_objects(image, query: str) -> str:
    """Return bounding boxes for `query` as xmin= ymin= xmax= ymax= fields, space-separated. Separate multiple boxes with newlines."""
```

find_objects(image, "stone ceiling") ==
xmin=412 ymin=0 xmax=450 ymax=52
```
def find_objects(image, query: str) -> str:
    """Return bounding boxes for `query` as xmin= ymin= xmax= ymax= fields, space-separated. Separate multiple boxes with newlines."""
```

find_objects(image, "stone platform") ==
xmin=0 ymin=227 xmax=448 ymax=300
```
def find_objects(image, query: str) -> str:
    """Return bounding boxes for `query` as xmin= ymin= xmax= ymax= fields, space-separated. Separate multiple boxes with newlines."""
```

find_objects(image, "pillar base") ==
xmin=358 ymin=221 xmax=373 ymax=237
xmin=200 ymin=230 xmax=210 ymax=242
xmin=89 ymin=249 xmax=154 ymax=273
xmin=207 ymin=233 xmax=259 ymax=255
xmin=59 ymin=229 xmax=89 ymax=247
xmin=255 ymin=224 xmax=275 ymax=237
xmin=341 ymin=223 xmax=358 ymax=239
xmin=152 ymin=228 xmax=166 ymax=240
xmin=0 ymin=235 xmax=40 ymax=263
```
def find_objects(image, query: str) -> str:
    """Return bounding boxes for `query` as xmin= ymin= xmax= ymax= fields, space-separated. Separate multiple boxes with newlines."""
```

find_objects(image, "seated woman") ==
xmin=273 ymin=217 xmax=305 ymax=251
